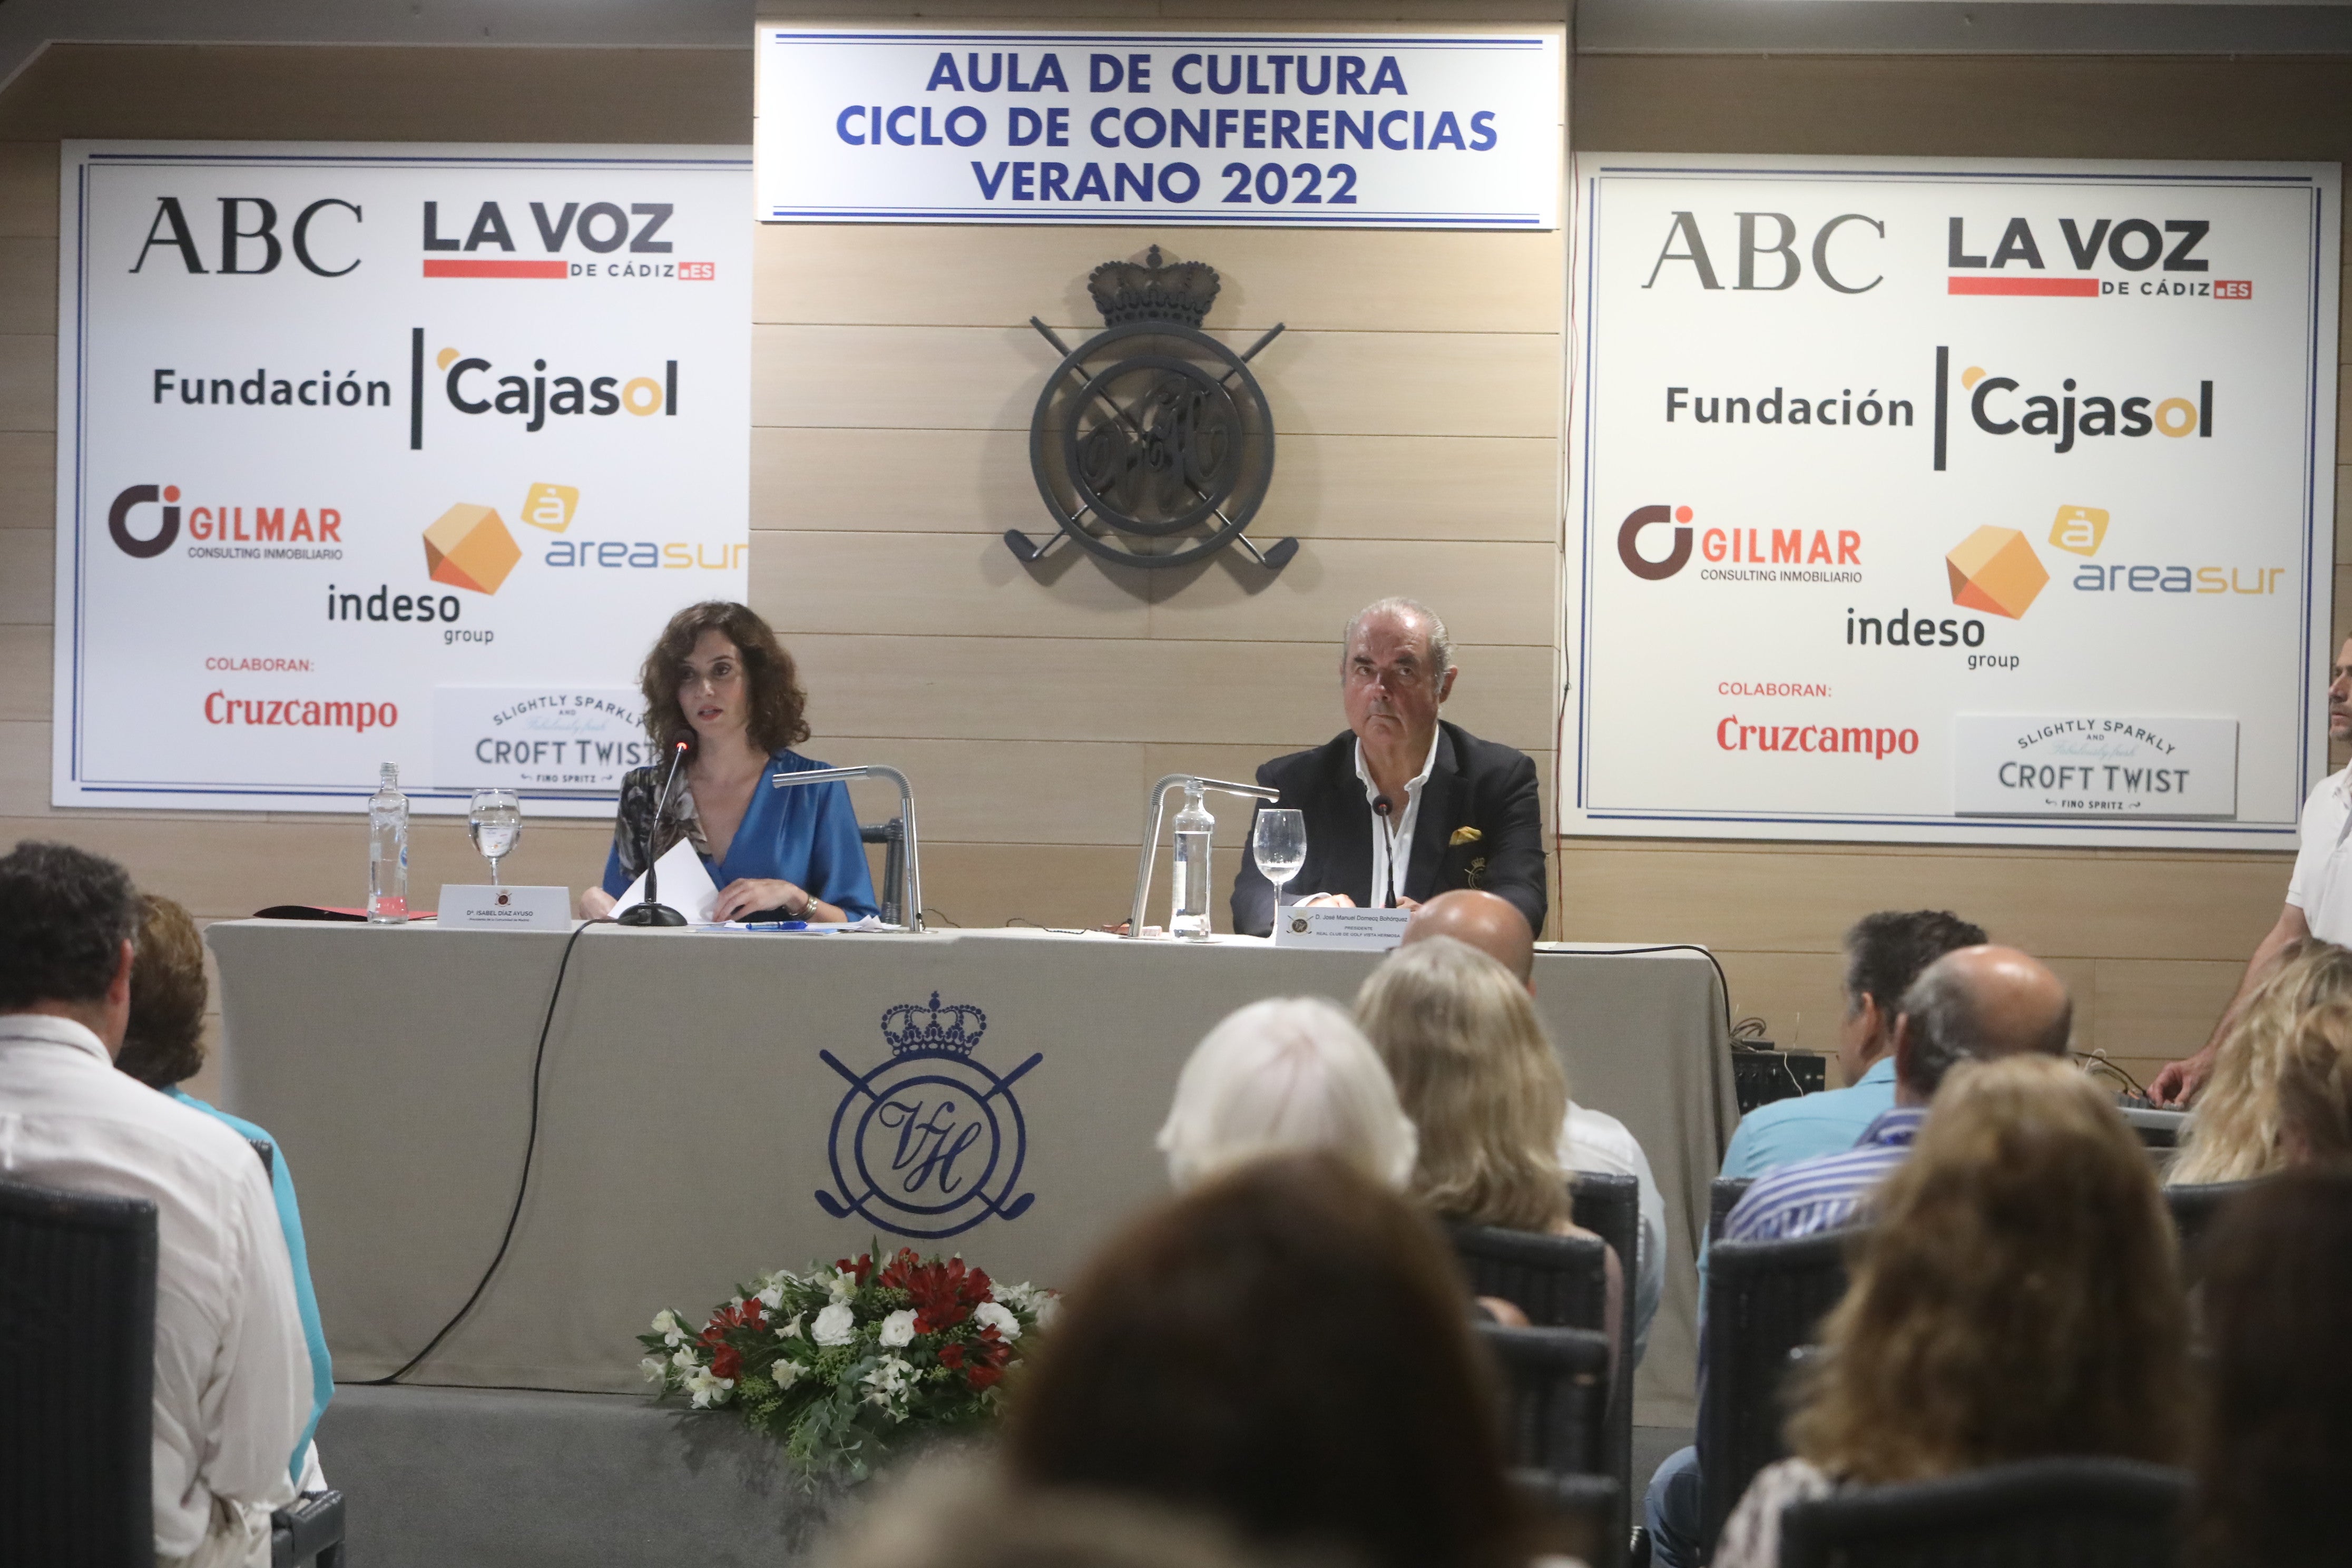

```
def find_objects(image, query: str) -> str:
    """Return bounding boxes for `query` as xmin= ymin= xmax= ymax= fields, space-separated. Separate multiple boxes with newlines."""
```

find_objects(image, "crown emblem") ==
xmin=881 ymin=991 xmax=988 ymax=1057
xmin=1087 ymin=245 xmax=1221 ymax=328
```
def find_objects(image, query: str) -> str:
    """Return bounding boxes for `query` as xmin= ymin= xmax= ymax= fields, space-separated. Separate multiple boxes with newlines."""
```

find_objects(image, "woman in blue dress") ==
xmin=583 ymin=601 xmax=879 ymax=924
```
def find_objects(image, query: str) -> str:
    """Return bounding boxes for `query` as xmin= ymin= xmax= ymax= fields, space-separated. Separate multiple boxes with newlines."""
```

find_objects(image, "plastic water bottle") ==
xmin=367 ymin=763 xmax=408 ymax=923
xmin=1170 ymin=783 xmax=1213 ymax=939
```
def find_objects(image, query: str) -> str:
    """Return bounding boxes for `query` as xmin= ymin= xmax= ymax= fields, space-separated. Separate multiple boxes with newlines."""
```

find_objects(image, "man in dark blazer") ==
xmin=1231 ymin=597 xmax=1547 ymax=938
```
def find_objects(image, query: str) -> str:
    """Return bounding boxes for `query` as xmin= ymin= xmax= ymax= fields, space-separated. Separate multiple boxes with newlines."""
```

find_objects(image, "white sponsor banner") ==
xmin=754 ymin=28 xmax=1561 ymax=228
xmin=1952 ymin=716 xmax=2238 ymax=819
xmin=432 ymin=686 xmax=651 ymax=793
xmin=53 ymin=142 xmax=751 ymax=815
xmin=1562 ymin=154 xmax=2338 ymax=848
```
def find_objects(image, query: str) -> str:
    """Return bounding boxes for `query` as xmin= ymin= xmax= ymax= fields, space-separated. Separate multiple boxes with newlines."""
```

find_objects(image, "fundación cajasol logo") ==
xmin=816 ymin=992 xmax=1042 ymax=1240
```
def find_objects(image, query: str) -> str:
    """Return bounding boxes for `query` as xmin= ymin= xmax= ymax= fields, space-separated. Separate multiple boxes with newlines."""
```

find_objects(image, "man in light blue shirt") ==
xmin=1718 ymin=909 xmax=1985 ymax=1181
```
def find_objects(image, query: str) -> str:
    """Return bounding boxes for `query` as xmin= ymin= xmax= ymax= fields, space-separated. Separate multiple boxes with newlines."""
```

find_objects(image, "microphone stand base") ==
xmin=614 ymin=901 xmax=688 ymax=927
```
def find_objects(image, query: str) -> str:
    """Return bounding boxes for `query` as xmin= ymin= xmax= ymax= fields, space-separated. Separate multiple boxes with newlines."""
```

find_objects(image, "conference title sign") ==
xmin=53 ymin=142 xmax=751 ymax=815
xmin=753 ymin=28 xmax=1561 ymax=228
xmin=1563 ymin=154 xmax=2339 ymax=848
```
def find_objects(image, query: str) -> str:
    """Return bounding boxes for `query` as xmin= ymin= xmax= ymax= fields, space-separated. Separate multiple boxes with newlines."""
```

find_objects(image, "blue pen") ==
xmin=746 ymin=920 xmax=809 ymax=932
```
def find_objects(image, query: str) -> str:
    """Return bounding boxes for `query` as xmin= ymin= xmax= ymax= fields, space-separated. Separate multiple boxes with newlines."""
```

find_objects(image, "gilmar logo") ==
xmin=109 ymin=483 xmax=344 ymax=560
xmin=1618 ymin=504 xmax=1861 ymax=582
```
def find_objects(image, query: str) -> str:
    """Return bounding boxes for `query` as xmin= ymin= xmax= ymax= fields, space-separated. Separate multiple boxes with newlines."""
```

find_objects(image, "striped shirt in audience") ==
xmin=1720 ymin=1106 xmax=1926 ymax=1245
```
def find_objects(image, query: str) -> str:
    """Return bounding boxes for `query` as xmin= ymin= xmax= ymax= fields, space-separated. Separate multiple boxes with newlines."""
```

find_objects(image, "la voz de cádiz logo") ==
xmin=817 ymin=993 xmax=1042 ymax=1240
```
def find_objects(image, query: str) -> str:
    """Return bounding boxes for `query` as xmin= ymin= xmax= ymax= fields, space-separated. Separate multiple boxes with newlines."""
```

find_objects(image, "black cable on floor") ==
xmin=1548 ymin=942 xmax=1734 ymax=1034
xmin=361 ymin=916 xmax=610 ymax=1385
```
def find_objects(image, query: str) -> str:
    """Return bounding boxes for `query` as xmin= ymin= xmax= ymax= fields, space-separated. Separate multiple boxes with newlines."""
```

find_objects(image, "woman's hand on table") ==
xmin=712 ymin=878 xmax=809 ymax=922
xmin=581 ymin=888 xmax=618 ymax=919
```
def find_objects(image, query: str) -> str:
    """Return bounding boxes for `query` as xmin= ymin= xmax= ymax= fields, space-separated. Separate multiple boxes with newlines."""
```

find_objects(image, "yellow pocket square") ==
xmin=1448 ymin=826 xmax=1483 ymax=847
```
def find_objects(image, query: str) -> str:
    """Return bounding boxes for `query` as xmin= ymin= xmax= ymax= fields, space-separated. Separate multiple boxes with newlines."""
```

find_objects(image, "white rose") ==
xmin=639 ymin=1356 xmax=667 ymax=1384
xmin=971 ymin=1301 xmax=1021 ymax=1341
xmin=777 ymin=1312 xmax=803 ymax=1340
xmin=812 ymin=1302 xmax=857 ymax=1346
xmin=1033 ymin=1293 xmax=1060 ymax=1330
xmin=878 ymin=1308 xmax=918 ymax=1348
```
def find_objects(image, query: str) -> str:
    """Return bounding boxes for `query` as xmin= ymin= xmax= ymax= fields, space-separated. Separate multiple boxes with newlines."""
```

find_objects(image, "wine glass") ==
xmin=468 ymin=787 xmax=522 ymax=886
xmin=1252 ymin=808 xmax=1307 ymax=913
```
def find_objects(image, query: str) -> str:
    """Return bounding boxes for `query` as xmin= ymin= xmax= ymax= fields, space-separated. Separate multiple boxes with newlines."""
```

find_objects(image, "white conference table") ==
xmin=209 ymin=921 xmax=1734 ymax=1423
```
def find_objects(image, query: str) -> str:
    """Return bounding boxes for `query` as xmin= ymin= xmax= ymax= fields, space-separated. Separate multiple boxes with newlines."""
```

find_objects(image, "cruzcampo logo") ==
xmin=816 ymin=992 xmax=1040 ymax=1240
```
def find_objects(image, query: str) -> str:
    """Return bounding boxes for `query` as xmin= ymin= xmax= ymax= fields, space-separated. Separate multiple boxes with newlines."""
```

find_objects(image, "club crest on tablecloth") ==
xmin=816 ymin=991 xmax=1041 ymax=1239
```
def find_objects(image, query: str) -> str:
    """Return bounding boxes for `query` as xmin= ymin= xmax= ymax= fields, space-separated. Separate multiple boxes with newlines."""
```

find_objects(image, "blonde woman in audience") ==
xmin=1354 ymin=936 xmax=1622 ymax=1345
xmin=1156 ymin=996 xmax=1417 ymax=1193
xmin=1712 ymin=1055 xmax=2191 ymax=1568
xmin=2168 ymin=937 xmax=2352 ymax=1184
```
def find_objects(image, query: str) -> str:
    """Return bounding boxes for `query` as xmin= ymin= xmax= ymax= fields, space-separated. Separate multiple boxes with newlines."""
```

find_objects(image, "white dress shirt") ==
xmin=1353 ymin=729 xmax=1442 ymax=908
xmin=2287 ymin=763 xmax=2352 ymax=944
xmin=1559 ymin=1102 xmax=1667 ymax=1367
xmin=0 ymin=1013 xmax=308 ymax=1560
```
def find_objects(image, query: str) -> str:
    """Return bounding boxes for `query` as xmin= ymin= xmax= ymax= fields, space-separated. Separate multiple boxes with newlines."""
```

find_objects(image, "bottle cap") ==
xmin=380 ymin=762 xmax=398 ymax=785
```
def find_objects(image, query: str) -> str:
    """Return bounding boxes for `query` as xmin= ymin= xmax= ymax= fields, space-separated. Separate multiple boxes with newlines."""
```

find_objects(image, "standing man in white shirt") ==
xmin=2152 ymin=638 xmax=2352 ymax=1105
xmin=0 ymin=841 xmax=309 ymax=1567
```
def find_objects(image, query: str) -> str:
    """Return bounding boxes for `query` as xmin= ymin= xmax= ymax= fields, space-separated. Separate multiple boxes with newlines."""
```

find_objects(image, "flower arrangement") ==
xmin=638 ymin=1244 xmax=1055 ymax=1481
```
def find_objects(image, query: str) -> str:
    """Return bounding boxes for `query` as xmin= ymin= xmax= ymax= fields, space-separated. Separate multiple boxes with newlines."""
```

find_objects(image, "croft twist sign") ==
xmin=753 ymin=28 xmax=1561 ymax=228
xmin=1563 ymin=154 xmax=2339 ymax=848
xmin=53 ymin=142 xmax=750 ymax=813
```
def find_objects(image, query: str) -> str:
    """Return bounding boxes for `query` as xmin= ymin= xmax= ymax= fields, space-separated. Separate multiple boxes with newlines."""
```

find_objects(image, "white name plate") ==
xmin=437 ymin=885 xmax=572 ymax=932
xmin=1272 ymin=905 xmax=1412 ymax=950
xmin=1953 ymin=716 xmax=2238 ymax=820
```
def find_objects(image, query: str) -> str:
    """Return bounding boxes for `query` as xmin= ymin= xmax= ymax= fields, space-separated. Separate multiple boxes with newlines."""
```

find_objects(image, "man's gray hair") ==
xmin=1899 ymin=958 xmax=2073 ymax=1097
xmin=1341 ymin=597 xmax=1454 ymax=684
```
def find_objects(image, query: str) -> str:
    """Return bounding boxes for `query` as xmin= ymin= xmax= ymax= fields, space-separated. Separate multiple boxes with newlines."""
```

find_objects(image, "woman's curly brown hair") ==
xmin=1787 ymin=1054 xmax=2189 ymax=1484
xmin=638 ymin=601 xmax=809 ymax=754
xmin=116 ymin=893 xmax=209 ymax=1090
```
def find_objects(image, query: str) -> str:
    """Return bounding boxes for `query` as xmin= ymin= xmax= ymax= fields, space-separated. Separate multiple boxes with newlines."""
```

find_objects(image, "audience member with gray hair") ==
xmin=1229 ymin=596 xmax=1548 ymax=937
xmin=1156 ymin=996 xmax=1417 ymax=1192
xmin=1644 ymin=944 xmax=2073 ymax=1568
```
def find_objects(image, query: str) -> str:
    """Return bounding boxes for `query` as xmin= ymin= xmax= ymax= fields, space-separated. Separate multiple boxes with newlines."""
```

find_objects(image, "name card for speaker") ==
xmin=1953 ymin=716 xmax=2238 ymax=819
xmin=1272 ymin=905 xmax=1412 ymax=950
xmin=437 ymin=884 xmax=572 ymax=930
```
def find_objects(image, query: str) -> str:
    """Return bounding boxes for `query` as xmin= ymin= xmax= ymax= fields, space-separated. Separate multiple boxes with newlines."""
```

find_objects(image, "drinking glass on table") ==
xmin=1253 ymin=808 xmax=1307 ymax=912
xmin=468 ymin=787 xmax=522 ymax=886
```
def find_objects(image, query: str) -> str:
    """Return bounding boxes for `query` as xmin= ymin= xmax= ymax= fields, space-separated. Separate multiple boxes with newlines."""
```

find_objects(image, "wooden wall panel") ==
xmin=750 ymin=427 xmax=1557 ymax=541
xmin=751 ymin=322 xmax=1562 ymax=438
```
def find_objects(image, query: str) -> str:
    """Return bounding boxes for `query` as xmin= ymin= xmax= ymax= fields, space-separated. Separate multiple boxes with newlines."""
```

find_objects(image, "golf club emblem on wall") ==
xmin=816 ymin=992 xmax=1041 ymax=1240
xmin=1011 ymin=247 xmax=1296 ymax=573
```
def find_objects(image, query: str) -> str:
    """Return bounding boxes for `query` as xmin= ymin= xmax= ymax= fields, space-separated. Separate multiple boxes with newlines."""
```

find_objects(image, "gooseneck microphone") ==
xmin=1373 ymin=794 xmax=1396 ymax=908
xmin=616 ymin=738 xmax=693 ymax=928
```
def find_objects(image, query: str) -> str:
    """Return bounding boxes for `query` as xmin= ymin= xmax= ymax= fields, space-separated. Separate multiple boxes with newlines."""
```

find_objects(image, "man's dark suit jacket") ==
xmin=1229 ymin=720 xmax=1547 ymax=938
